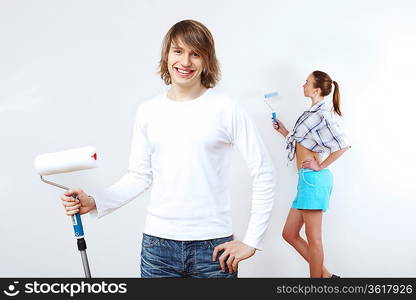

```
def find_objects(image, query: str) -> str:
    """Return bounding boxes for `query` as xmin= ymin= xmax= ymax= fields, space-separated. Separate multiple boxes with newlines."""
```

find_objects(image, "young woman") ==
xmin=273 ymin=71 xmax=350 ymax=278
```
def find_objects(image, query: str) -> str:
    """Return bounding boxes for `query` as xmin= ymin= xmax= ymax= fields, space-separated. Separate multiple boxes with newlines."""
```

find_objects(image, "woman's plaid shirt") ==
xmin=286 ymin=100 xmax=351 ymax=161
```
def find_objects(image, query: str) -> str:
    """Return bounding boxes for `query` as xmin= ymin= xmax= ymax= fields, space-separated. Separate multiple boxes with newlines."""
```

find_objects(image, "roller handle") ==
xmin=71 ymin=195 xmax=90 ymax=277
xmin=71 ymin=195 xmax=85 ymax=239
xmin=272 ymin=112 xmax=280 ymax=129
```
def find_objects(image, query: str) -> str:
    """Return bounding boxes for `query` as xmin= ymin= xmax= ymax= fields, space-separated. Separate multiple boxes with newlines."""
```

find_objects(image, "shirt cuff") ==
xmin=87 ymin=191 xmax=107 ymax=219
xmin=242 ymin=236 xmax=263 ymax=251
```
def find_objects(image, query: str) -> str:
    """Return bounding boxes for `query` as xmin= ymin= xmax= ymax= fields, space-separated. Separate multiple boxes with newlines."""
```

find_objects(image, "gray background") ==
xmin=1 ymin=0 xmax=415 ymax=277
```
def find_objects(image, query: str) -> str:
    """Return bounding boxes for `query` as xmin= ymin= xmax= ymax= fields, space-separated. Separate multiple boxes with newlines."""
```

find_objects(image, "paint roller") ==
xmin=34 ymin=146 xmax=98 ymax=278
xmin=264 ymin=91 xmax=280 ymax=129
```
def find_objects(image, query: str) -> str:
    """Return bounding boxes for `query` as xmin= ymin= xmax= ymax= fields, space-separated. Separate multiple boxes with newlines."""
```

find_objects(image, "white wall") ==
xmin=1 ymin=0 xmax=415 ymax=277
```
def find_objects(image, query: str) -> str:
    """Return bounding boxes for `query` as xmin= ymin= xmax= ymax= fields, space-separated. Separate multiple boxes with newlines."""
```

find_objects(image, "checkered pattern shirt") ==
xmin=286 ymin=100 xmax=351 ymax=161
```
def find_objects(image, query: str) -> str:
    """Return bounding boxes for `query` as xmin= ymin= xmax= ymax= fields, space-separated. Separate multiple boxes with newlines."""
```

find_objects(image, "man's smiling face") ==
xmin=167 ymin=38 xmax=204 ymax=88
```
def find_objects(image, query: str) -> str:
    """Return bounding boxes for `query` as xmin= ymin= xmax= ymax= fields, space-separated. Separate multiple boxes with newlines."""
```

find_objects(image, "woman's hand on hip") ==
xmin=301 ymin=159 xmax=322 ymax=171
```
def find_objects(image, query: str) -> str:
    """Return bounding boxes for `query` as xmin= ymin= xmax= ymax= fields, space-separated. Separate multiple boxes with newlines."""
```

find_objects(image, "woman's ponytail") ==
xmin=332 ymin=81 xmax=341 ymax=116
xmin=312 ymin=70 xmax=342 ymax=116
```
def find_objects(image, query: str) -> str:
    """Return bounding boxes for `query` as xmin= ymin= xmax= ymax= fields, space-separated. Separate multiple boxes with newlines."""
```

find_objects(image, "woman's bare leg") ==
xmin=282 ymin=208 xmax=331 ymax=277
xmin=301 ymin=210 xmax=324 ymax=278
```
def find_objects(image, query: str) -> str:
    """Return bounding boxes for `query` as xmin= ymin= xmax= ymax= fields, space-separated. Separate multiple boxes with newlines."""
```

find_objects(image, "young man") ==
xmin=61 ymin=20 xmax=276 ymax=278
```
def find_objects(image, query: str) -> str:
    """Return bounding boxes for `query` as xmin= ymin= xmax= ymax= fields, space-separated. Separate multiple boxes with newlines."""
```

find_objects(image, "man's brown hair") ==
xmin=159 ymin=20 xmax=220 ymax=88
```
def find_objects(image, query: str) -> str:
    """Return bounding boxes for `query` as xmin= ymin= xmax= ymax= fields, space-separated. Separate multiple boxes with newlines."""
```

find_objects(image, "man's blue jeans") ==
xmin=140 ymin=233 xmax=238 ymax=278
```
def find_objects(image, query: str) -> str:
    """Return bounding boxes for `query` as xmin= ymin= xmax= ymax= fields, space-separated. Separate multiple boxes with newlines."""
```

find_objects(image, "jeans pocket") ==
xmin=206 ymin=235 xmax=234 ymax=249
xmin=142 ymin=234 xmax=161 ymax=248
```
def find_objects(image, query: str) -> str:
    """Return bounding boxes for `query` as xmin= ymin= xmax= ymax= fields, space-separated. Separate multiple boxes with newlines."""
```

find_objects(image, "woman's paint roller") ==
xmin=34 ymin=146 xmax=98 ymax=278
xmin=264 ymin=91 xmax=280 ymax=129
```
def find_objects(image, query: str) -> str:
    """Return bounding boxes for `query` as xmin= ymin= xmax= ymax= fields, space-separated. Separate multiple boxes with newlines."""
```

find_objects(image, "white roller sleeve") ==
xmin=34 ymin=146 xmax=98 ymax=176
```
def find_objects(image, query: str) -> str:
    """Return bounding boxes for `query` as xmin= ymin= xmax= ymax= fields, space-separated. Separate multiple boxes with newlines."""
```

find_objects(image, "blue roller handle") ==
xmin=71 ymin=195 xmax=85 ymax=238
xmin=272 ymin=112 xmax=280 ymax=129
xmin=72 ymin=213 xmax=85 ymax=238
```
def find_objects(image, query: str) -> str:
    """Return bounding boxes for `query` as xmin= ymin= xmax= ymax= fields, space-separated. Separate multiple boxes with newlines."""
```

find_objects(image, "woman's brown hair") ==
xmin=312 ymin=70 xmax=342 ymax=116
xmin=159 ymin=20 xmax=220 ymax=88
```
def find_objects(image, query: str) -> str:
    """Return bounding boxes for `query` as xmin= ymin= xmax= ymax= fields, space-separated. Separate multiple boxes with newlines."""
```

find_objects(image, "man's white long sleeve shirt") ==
xmin=92 ymin=89 xmax=276 ymax=250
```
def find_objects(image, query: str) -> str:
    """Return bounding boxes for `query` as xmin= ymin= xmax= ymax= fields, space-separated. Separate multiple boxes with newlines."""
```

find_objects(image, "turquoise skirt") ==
xmin=291 ymin=168 xmax=333 ymax=212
